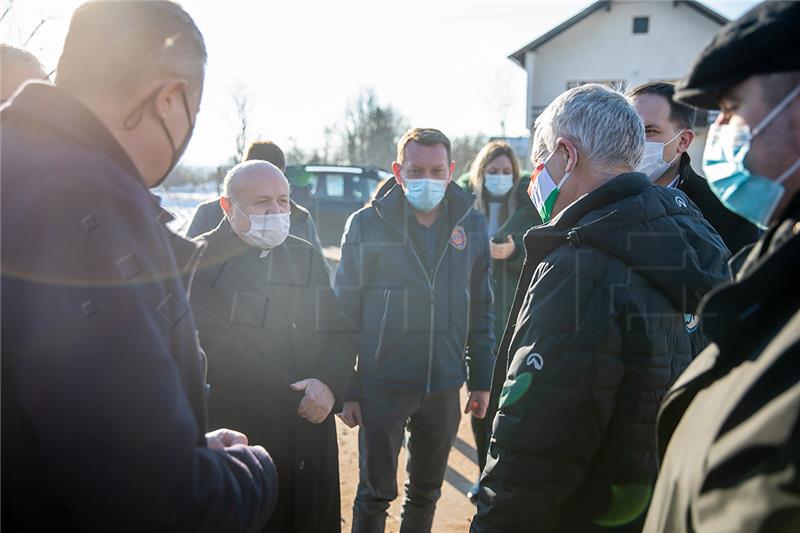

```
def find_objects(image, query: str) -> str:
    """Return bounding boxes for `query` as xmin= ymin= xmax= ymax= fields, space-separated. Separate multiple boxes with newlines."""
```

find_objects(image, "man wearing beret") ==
xmin=645 ymin=2 xmax=800 ymax=531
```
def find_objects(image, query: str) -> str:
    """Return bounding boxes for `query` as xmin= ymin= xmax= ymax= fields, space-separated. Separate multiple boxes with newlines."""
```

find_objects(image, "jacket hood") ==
xmin=528 ymin=173 xmax=731 ymax=313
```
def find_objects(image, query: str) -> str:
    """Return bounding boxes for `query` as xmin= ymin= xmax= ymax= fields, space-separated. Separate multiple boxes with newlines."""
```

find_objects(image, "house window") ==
xmin=633 ymin=16 xmax=649 ymax=34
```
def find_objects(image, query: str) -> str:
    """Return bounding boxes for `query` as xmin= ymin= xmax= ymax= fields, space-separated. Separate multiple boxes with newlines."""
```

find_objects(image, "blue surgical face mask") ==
xmin=404 ymin=177 xmax=447 ymax=212
xmin=484 ymin=173 xmax=514 ymax=197
xmin=702 ymin=83 xmax=800 ymax=229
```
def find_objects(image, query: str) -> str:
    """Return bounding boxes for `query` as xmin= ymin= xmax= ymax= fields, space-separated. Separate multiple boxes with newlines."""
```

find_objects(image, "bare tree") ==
xmin=451 ymin=133 xmax=488 ymax=176
xmin=233 ymin=93 xmax=249 ymax=163
xmin=484 ymin=68 xmax=518 ymax=137
xmin=0 ymin=1 xmax=14 ymax=25
xmin=339 ymin=87 xmax=408 ymax=169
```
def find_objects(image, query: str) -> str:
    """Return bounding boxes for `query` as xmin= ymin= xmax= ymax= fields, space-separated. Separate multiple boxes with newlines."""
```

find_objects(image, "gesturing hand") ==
xmin=206 ymin=428 xmax=249 ymax=450
xmin=290 ymin=378 xmax=335 ymax=424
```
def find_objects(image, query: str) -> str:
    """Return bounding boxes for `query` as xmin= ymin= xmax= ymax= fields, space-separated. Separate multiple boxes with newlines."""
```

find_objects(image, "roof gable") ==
xmin=508 ymin=0 xmax=728 ymax=67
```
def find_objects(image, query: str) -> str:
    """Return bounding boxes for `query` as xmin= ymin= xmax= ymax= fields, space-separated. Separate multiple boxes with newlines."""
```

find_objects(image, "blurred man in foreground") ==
xmin=471 ymin=84 xmax=729 ymax=532
xmin=1 ymin=2 xmax=277 ymax=531
xmin=645 ymin=2 xmax=800 ymax=530
xmin=0 ymin=43 xmax=46 ymax=103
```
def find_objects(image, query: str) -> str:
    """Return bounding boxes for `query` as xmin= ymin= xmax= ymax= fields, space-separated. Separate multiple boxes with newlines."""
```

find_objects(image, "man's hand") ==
xmin=290 ymin=378 xmax=335 ymax=424
xmin=336 ymin=401 xmax=363 ymax=428
xmin=490 ymin=235 xmax=516 ymax=260
xmin=465 ymin=390 xmax=491 ymax=419
xmin=206 ymin=428 xmax=249 ymax=450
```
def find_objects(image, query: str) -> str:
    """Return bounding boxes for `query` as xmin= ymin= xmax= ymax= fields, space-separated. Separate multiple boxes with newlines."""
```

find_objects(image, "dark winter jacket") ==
xmin=644 ymin=193 xmax=800 ymax=532
xmin=334 ymin=180 xmax=495 ymax=395
xmin=0 ymin=82 xmax=277 ymax=533
xmin=471 ymin=173 xmax=731 ymax=532
xmin=191 ymin=221 xmax=356 ymax=532
xmin=457 ymin=175 xmax=543 ymax=345
xmin=677 ymin=153 xmax=761 ymax=255
xmin=186 ymin=197 xmax=324 ymax=254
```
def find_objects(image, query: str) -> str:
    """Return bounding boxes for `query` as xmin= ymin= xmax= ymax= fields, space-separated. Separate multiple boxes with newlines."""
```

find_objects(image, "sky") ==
xmin=2 ymin=0 xmax=760 ymax=167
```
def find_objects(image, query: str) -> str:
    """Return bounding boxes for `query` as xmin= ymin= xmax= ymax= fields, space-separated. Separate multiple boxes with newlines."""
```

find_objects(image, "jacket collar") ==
xmin=700 ymin=195 xmax=800 ymax=350
xmin=524 ymin=172 xmax=652 ymax=254
xmin=372 ymin=180 xmax=476 ymax=233
xmin=1 ymin=81 xmax=144 ymax=186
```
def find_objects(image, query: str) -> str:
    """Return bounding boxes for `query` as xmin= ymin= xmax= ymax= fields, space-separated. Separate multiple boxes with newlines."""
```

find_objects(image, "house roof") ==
xmin=508 ymin=0 xmax=729 ymax=68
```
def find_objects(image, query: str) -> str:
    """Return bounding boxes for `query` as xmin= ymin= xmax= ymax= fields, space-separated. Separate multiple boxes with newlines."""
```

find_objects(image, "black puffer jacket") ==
xmin=472 ymin=173 xmax=731 ymax=532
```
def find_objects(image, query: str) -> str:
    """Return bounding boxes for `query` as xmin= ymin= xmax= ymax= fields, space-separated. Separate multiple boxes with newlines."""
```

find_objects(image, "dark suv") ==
xmin=286 ymin=165 xmax=391 ymax=246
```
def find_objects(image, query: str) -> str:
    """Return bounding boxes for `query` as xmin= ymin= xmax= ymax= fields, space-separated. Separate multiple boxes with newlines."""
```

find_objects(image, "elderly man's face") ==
xmin=225 ymin=170 xmax=291 ymax=234
xmin=717 ymin=75 xmax=799 ymax=182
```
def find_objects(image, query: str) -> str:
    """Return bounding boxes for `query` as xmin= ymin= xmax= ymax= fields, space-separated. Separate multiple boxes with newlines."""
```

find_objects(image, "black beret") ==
xmin=675 ymin=1 xmax=800 ymax=110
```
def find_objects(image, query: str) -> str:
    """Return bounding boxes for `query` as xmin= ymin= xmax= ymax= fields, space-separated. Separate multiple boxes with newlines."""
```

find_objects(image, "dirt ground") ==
xmin=336 ymin=387 xmax=480 ymax=533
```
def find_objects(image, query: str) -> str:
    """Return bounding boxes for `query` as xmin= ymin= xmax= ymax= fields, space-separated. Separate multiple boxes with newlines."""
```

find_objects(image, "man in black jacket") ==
xmin=645 ymin=2 xmax=800 ymax=531
xmin=629 ymin=81 xmax=761 ymax=255
xmin=1 ymin=2 xmax=277 ymax=532
xmin=471 ymin=84 xmax=730 ymax=532
xmin=186 ymin=140 xmax=324 ymax=254
xmin=191 ymin=161 xmax=356 ymax=532
xmin=335 ymin=128 xmax=495 ymax=533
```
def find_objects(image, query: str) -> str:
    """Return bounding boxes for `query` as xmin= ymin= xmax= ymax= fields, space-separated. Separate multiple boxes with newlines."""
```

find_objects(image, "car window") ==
xmin=325 ymin=174 xmax=345 ymax=198
xmin=348 ymin=175 xmax=371 ymax=201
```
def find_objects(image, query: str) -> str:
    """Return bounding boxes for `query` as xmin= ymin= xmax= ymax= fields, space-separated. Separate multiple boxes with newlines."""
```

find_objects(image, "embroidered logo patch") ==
xmin=449 ymin=225 xmax=467 ymax=251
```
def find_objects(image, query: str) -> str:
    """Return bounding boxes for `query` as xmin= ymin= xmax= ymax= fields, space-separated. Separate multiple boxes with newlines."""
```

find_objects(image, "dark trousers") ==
xmin=470 ymin=414 xmax=491 ymax=475
xmin=351 ymin=386 xmax=461 ymax=533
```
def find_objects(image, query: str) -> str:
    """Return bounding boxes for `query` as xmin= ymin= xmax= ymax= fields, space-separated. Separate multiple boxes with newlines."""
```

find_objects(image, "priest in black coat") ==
xmin=191 ymin=160 xmax=357 ymax=533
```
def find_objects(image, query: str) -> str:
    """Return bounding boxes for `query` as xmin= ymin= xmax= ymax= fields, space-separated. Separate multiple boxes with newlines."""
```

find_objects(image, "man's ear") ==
xmin=220 ymin=196 xmax=232 ymax=217
xmin=449 ymin=161 xmax=456 ymax=181
xmin=154 ymin=78 xmax=189 ymax=120
xmin=677 ymin=129 xmax=695 ymax=154
xmin=557 ymin=137 xmax=579 ymax=172
xmin=392 ymin=161 xmax=405 ymax=186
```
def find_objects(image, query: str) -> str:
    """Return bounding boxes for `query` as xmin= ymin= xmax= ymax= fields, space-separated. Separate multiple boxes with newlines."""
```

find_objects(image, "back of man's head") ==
xmin=628 ymin=82 xmax=697 ymax=131
xmin=56 ymin=1 xmax=206 ymax=98
xmin=533 ymin=83 xmax=645 ymax=172
xmin=1 ymin=44 xmax=46 ymax=101
xmin=244 ymin=141 xmax=286 ymax=172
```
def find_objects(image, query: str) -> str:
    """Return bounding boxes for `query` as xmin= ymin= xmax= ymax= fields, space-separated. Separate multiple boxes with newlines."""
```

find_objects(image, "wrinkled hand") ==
xmin=490 ymin=235 xmax=515 ymax=260
xmin=290 ymin=378 xmax=335 ymax=424
xmin=336 ymin=401 xmax=363 ymax=428
xmin=206 ymin=428 xmax=249 ymax=450
xmin=465 ymin=390 xmax=490 ymax=419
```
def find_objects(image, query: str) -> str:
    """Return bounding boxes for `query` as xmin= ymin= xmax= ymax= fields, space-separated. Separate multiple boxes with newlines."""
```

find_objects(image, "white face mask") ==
xmin=233 ymin=203 xmax=290 ymax=250
xmin=637 ymin=130 xmax=683 ymax=182
xmin=484 ymin=173 xmax=514 ymax=197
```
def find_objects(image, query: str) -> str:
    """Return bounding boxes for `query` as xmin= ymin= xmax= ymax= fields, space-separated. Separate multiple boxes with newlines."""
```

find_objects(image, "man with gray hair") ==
xmin=471 ymin=84 xmax=730 ymax=532
xmin=191 ymin=160 xmax=356 ymax=532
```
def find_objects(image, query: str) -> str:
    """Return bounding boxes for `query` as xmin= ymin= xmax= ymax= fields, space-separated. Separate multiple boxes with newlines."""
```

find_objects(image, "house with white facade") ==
xmin=509 ymin=0 xmax=728 ymax=163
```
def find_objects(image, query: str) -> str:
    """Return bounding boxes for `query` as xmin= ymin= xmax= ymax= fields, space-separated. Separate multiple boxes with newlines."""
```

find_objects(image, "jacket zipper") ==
xmin=406 ymin=209 xmax=472 ymax=393
xmin=373 ymin=288 xmax=391 ymax=367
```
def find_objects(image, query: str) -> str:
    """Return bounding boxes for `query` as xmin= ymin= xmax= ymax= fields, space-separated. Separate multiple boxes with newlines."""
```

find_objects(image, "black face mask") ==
xmin=124 ymin=86 xmax=195 ymax=187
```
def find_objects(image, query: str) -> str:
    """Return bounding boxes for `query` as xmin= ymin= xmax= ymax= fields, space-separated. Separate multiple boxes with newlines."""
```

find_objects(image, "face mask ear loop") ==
xmin=752 ymin=83 xmax=800 ymax=137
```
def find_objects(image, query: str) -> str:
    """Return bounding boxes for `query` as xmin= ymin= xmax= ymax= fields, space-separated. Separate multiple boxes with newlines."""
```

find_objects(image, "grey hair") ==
xmin=56 ymin=1 xmax=206 ymax=95
xmin=532 ymin=83 xmax=645 ymax=171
